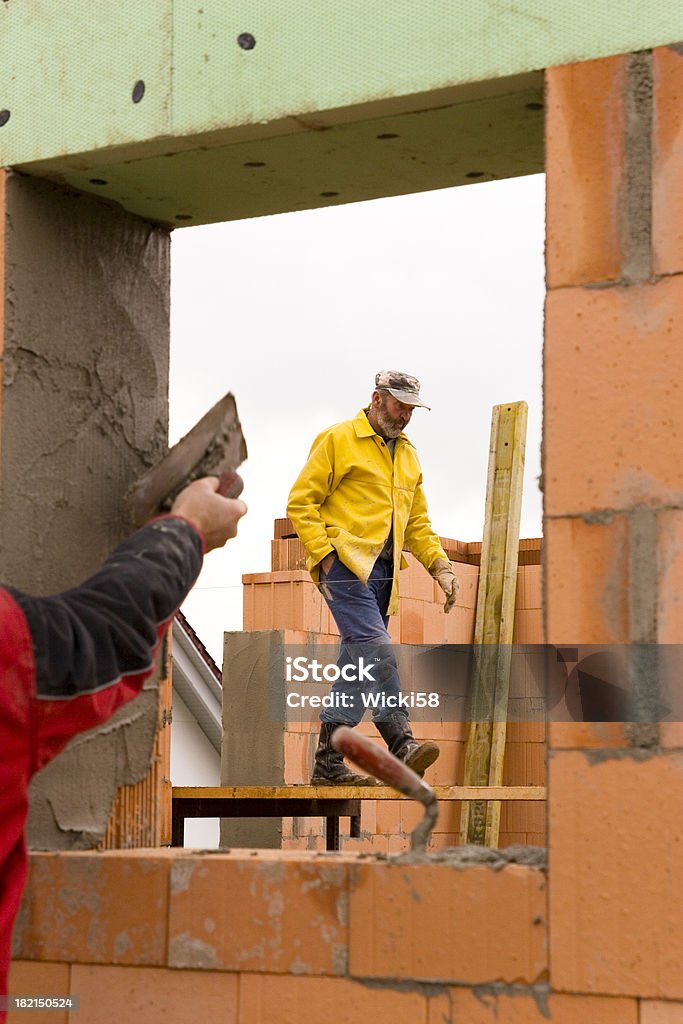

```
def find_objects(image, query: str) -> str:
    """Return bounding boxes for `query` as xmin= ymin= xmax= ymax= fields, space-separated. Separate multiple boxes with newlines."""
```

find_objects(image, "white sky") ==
xmin=169 ymin=173 xmax=546 ymax=663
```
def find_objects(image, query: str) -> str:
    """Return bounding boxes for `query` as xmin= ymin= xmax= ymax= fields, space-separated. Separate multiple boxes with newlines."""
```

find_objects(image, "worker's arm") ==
xmin=287 ymin=431 xmax=338 ymax=566
xmin=403 ymin=478 xmax=449 ymax=572
xmin=403 ymin=480 xmax=459 ymax=613
xmin=7 ymin=480 xmax=246 ymax=773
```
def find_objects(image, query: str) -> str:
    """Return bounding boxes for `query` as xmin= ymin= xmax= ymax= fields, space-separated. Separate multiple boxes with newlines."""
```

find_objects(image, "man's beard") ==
xmin=376 ymin=402 xmax=407 ymax=439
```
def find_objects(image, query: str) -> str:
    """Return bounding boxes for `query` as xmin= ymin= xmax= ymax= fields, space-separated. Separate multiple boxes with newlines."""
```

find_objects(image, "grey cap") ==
xmin=375 ymin=370 xmax=431 ymax=409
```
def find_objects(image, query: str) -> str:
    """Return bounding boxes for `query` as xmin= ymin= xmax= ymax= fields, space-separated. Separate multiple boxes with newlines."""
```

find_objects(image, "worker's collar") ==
xmin=353 ymin=408 xmax=413 ymax=446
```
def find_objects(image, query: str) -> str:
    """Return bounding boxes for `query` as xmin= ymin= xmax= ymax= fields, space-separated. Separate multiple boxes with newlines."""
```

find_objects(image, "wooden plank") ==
xmin=459 ymin=402 xmax=528 ymax=847
xmin=172 ymin=785 xmax=546 ymax=802
xmin=486 ymin=402 xmax=528 ymax=845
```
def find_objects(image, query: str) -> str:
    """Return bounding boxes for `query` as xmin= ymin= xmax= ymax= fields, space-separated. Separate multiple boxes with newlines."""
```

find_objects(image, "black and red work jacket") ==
xmin=0 ymin=516 xmax=204 ymax=1012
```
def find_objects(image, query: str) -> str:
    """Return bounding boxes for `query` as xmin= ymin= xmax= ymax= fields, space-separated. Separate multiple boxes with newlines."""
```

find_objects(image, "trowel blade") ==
xmin=125 ymin=392 xmax=248 ymax=526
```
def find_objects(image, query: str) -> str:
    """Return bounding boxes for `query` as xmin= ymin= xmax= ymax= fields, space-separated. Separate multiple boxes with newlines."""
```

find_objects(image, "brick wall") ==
xmin=11 ymin=848 xmax=552 ymax=1023
xmin=543 ymin=43 xmax=683 ymax=1013
xmin=234 ymin=522 xmax=545 ymax=851
xmin=13 ymin=846 xmax=676 ymax=1023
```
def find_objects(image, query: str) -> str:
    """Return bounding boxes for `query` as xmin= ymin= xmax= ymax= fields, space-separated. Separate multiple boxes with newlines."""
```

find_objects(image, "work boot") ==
xmin=311 ymin=723 xmax=376 ymax=785
xmin=375 ymin=714 xmax=440 ymax=777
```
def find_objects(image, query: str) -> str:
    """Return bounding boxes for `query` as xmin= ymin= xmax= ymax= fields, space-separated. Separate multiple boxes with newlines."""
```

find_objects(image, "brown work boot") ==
xmin=311 ymin=723 xmax=376 ymax=785
xmin=375 ymin=714 xmax=440 ymax=777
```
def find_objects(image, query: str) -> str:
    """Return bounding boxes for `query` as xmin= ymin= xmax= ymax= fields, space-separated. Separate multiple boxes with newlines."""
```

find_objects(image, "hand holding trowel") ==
xmin=125 ymin=392 xmax=248 ymax=527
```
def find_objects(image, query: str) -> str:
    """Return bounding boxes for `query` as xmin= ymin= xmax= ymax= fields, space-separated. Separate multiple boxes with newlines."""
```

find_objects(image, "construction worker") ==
xmin=287 ymin=370 xmax=458 ymax=785
xmin=0 ymin=478 xmax=247 ymax=1015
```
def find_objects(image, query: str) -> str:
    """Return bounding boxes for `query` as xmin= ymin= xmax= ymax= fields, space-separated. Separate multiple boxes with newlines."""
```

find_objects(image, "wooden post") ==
xmin=459 ymin=402 xmax=528 ymax=846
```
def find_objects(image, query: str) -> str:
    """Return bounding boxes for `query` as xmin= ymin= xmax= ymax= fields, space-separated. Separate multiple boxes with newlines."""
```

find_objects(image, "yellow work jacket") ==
xmin=287 ymin=409 xmax=448 ymax=616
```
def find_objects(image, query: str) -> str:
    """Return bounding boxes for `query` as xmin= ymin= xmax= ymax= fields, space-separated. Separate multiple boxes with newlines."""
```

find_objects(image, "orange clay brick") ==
xmin=498 ymin=832 xmax=526 ymax=847
xmin=545 ymin=57 xmax=627 ymax=289
xmin=344 ymin=834 xmax=386 ymax=854
xmin=71 ymin=964 xmax=238 ymax=1024
xmin=660 ymin=723 xmax=683 ymax=749
xmin=514 ymin=565 xmax=527 ymax=610
xmin=548 ymin=722 xmax=630 ymax=750
xmin=429 ymin=988 xmax=637 ymax=1023
xmin=270 ymin=537 xmax=307 ymax=571
xmin=545 ymin=277 xmax=683 ymax=517
xmin=452 ymin=561 xmax=479 ymax=609
xmin=374 ymin=799 xmax=401 ymax=835
xmin=512 ymin=609 xmax=543 ymax=644
xmin=658 ymin=510 xmax=683 ymax=644
xmin=417 ymin=719 xmax=466 ymax=742
xmin=289 ymin=815 xmax=324 ymax=840
xmin=508 ymin=721 xmax=546 ymax=744
xmin=400 ymin=553 xmax=435 ymax=602
xmin=544 ymin=515 xmax=630 ymax=645
xmin=500 ymin=801 xmax=545 ymax=836
xmin=281 ymin=838 xmax=302 ymax=851
xmin=242 ymin=585 xmax=255 ymax=630
xmin=168 ymin=851 xmax=348 ymax=975
xmin=427 ymin=740 xmax=462 ymax=785
xmin=239 ymin=974 xmax=428 ymax=1024
xmin=243 ymin=571 xmax=311 ymax=586
xmin=430 ymin=800 xmax=461 ymax=835
xmin=7 ymin=962 xmax=70 ymax=1024
xmin=400 ymin=597 xmax=425 ymax=645
xmin=249 ymin=582 xmax=273 ymax=629
xmin=508 ymin=651 xmax=546 ymax=721
xmin=422 ymin=602 xmax=447 ymax=644
xmin=427 ymin=832 xmax=460 ymax=851
xmin=641 ymin=1001 xmax=683 ymax=1024
xmin=521 ymin=565 xmax=542 ymax=610
xmin=245 ymin=573 xmax=330 ymax=631
xmin=653 ymin=46 xmax=683 ymax=277
xmin=550 ymin=751 xmax=683 ymax=998
xmin=273 ymin=517 xmax=295 ymax=539
xmin=13 ymin=851 xmax=170 ymax=965
xmin=409 ymin=718 xmax=440 ymax=741
xmin=502 ymin=741 xmax=546 ymax=785
xmin=443 ymin=604 xmax=475 ymax=643
xmin=359 ymin=799 xmax=376 ymax=833
xmin=341 ymin=835 xmax=380 ymax=853
xmin=385 ymin=834 xmax=409 ymax=855
xmin=349 ymin=861 xmax=546 ymax=983
xmin=399 ymin=799 xmax=426 ymax=834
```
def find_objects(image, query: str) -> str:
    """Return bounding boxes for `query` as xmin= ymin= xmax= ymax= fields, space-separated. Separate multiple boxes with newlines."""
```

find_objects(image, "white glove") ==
xmin=429 ymin=557 xmax=459 ymax=614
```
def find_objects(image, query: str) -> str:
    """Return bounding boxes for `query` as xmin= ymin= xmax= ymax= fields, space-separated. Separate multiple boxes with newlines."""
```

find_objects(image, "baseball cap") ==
xmin=375 ymin=370 xmax=431 ymax=409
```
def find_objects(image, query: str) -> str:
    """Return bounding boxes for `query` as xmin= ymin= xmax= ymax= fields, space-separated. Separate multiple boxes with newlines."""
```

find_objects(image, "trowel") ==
xmin=125 ymin=392 xmax=248 ymax=526
xmin=332 ymin=727 xmax=439 ymax=854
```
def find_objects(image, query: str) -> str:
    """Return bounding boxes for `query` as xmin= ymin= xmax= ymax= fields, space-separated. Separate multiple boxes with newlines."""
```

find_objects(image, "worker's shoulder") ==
xmin=311 ymin=411 xmax=368 ymax=446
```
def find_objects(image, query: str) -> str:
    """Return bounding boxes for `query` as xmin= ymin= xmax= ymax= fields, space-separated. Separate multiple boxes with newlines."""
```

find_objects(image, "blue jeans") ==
xmin=318 ymin=554 xmax=404 ymax=726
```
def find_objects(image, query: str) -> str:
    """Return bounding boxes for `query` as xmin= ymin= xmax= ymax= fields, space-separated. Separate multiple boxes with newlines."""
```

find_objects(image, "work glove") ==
xmin=429 ymin=557 xmax=459 ymax=614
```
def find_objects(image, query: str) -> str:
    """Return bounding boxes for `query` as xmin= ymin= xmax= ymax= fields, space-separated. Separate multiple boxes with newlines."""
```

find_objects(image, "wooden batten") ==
xmin=460 ymin=402 xmax=528 ymax=847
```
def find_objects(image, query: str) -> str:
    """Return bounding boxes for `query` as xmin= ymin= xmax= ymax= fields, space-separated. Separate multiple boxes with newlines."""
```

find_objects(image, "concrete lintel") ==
xmin=14 ymin=79 xmax=545 ymax=227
